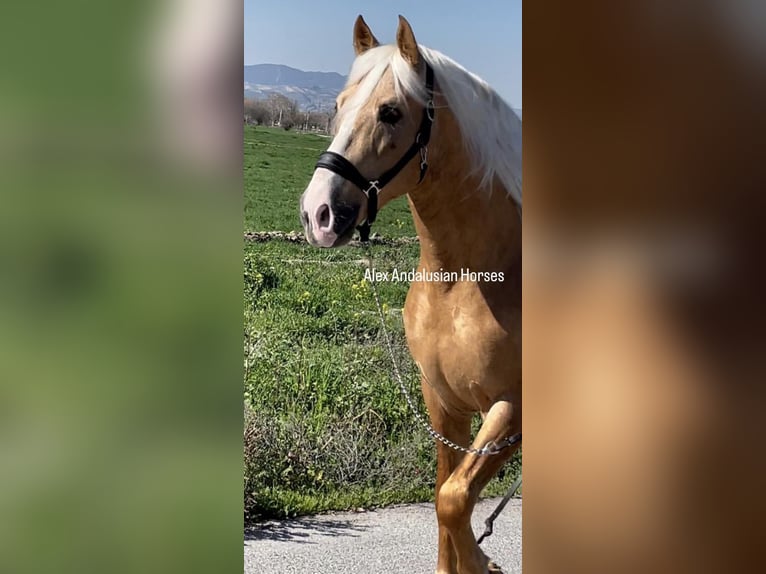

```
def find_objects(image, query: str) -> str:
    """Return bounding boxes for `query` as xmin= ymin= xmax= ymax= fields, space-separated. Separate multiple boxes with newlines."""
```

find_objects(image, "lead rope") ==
xmin=361 ymin=241 xmax=521 ymax=457
xmin=476 ymin=474 xmax=523 ymax=546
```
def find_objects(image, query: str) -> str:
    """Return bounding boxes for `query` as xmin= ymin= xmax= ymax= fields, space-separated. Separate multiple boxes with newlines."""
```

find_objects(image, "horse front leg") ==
xmin=421 ymin=378 xmax=471 ymax=574
xmin=437 ymin=399 xmax=520 ymax=574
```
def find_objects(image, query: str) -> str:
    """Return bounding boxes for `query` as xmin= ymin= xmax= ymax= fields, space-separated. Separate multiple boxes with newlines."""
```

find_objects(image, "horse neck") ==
xmin=407 ymin=113 xmax=521 ymax=275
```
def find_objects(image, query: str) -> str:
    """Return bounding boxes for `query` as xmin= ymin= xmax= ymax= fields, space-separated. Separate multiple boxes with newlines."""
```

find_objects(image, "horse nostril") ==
xmin=316 ymin=204 xmax=331 ymax=231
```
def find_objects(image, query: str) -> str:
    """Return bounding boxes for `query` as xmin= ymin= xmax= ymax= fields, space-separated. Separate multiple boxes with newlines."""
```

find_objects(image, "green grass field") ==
xmin=244 ymin=127 xmax=519 ymax=522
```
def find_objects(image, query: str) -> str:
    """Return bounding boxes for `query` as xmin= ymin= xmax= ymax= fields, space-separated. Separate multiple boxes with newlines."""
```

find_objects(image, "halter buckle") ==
xmin=364 ymin=180 xmax=381 ymax=198
xmin=426 ymin=99 xmax=435 ymax=122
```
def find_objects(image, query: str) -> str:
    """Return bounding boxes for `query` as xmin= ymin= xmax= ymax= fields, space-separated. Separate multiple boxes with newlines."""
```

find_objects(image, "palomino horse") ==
xmin=300 ymin=15 xmax=521 ymax=574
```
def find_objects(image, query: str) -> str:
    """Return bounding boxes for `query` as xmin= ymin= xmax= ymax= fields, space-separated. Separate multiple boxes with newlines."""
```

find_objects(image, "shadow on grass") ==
xmin=244 ymin=515 xmax=368 ymax=544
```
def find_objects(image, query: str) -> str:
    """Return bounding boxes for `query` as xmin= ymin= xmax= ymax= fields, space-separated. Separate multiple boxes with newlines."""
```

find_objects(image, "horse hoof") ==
xmin=487 ymin=561 xmax=504 ymax=573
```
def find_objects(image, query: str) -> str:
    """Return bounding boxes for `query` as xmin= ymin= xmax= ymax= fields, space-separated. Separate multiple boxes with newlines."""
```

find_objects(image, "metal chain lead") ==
xmin=363 ymin=242 xmax=521 ymax=456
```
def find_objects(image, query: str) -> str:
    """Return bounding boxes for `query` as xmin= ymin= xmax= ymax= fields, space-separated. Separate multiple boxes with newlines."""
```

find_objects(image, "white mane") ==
xmin=347 ymin=44 xmax=522 ymax=206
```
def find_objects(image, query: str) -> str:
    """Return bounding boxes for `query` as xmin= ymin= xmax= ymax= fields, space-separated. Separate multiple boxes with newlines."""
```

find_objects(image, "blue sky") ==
xmin=244 ymin=0 xmax=522 ymax=108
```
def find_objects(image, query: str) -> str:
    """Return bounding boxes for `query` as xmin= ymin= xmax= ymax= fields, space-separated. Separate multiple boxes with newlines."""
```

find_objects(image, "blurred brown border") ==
xmin=524 ymin=1 xmax=766 ymax=572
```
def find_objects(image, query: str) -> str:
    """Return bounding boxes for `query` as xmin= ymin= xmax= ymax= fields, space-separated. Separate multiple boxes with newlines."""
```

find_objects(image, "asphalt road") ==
xmin=244 ymin=497 xmax=521 ymax=574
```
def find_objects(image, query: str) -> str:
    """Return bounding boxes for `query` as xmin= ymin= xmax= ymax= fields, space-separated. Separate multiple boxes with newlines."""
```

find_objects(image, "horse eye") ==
xmin=378 ymin=105 xmax=402 ymax=125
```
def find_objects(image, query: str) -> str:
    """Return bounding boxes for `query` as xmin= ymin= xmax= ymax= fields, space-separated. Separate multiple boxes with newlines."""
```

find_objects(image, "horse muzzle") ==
xmin=300 ymin=188 xmax=360 ymax=248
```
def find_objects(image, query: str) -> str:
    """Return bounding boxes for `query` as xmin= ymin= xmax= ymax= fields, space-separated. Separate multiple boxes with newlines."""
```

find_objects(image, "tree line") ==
xmin=244 ymin=94 xmax=332 ymax=132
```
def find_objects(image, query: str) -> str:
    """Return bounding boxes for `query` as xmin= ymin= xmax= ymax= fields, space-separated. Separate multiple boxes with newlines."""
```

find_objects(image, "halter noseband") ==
xmin=314 ymin=63 xmax=435 ymax=242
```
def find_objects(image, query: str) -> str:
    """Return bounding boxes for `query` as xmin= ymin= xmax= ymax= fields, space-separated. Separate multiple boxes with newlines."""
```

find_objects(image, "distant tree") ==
xmin=244 ymin=98 xmax=270 ymax=125
xmin=303 ymin=111 xmax=330 ymax=133
xmin=265 ymin=94 xmax=299 ymax=128
xmin=253 ymin=101 xmax=270 ymax=125
xmin=244 ymin=99 xmax=254 ymax=123
xmin=246 ymin=95 xmax=327 ymax=131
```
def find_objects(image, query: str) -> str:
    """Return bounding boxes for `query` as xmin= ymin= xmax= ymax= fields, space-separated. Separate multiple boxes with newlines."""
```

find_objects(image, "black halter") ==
xmin=314 ymin=63 xmax=435 ymax=242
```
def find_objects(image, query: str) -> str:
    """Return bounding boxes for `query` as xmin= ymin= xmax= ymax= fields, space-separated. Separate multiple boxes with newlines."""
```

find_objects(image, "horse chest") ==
xmin=403 ymin=283 xmax=516 ymax=409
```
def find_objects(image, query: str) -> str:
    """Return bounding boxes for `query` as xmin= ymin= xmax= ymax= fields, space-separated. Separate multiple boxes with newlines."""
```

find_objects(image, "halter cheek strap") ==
xmin=314 ymin=62 xmax=435 ymax=242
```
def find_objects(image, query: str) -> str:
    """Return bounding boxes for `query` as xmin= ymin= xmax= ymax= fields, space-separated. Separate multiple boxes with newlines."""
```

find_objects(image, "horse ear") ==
xmin=396 ymin=15 xmax=420 ymax=67
xmin=353 ymin=15 xmax=379 ymax=55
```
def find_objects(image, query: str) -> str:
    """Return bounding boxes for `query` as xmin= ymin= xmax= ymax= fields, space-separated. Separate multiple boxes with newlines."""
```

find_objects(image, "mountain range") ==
xmin=244 ymin=64 xmax=522 ymax=118
xmin=244 ymin=64 xmax=345 ymax=111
